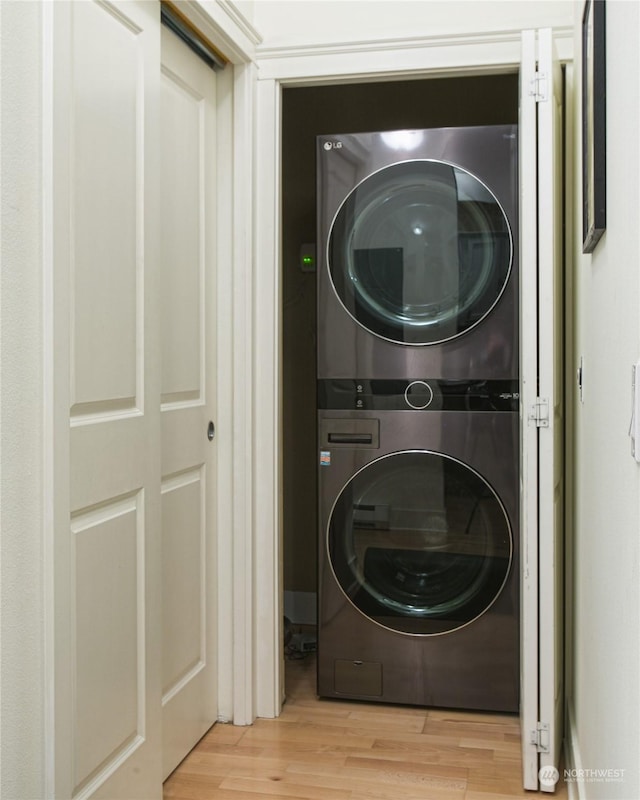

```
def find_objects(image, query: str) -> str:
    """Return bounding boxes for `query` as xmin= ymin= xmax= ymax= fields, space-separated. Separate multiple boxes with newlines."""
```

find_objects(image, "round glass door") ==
xmin=328 ymin=451 xmax=512 ymax=635
xmin=328 ymin=160 xmax=513 ymax=345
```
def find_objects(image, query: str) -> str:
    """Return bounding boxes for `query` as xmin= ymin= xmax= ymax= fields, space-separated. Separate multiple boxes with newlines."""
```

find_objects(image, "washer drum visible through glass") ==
xmin=327 ymin=450 xmax=513 ymax=635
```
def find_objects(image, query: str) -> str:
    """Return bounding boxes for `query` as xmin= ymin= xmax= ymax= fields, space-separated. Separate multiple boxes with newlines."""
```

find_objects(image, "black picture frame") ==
xmin=582 ymin=0 xmax=606 ymax=253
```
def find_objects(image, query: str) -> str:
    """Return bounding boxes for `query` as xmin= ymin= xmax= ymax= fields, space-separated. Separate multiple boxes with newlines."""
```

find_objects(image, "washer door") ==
xmin=328 ymin=451 xmax=512 ymax=635
xmin=328 ymin=160 xmax=512 ymax=345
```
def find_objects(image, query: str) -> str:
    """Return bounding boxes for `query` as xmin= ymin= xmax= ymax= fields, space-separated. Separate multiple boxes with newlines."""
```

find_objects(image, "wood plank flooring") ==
xmin=164 ymin=654 xmax=568 ymax=799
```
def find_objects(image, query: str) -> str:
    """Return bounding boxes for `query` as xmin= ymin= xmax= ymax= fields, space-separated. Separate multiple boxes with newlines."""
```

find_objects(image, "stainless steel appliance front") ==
xmin=316 ymin=125 xmax=520 ymax=712
xmin=317 ymin=125 xmax=518 ymax=380
xmin=317 ymin=400 xmax=519 ymax=711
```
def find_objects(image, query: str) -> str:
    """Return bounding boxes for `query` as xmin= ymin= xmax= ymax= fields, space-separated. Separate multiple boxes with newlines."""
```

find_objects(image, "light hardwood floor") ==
xmin=164 ymin=654 xmax=568 ymax=799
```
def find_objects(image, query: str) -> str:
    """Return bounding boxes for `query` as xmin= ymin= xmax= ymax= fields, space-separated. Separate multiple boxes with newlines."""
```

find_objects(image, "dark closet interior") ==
xmin=281 ymin=74 xmax=519 ymax=637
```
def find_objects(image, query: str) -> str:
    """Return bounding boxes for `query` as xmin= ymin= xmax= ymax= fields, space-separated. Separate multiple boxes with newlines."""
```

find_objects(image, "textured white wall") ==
xmin=0 ymin=2 xmax=46 ymax=798
xmin=569 ymin=1 xmax=640 ymax=797
xmin=253 ymin=0 xmax=573 ymax=49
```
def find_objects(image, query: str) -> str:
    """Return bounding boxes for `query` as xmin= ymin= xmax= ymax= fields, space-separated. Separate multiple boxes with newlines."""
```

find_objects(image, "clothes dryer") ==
xmin=317 ymin=125 xmax=518 ymax=381
xmin=317 ymin=380 xmax=519 ymax=711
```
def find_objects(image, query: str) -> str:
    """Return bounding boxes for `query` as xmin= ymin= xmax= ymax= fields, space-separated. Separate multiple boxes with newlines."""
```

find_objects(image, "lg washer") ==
xmin=317 ymin=380 xmax=519 ymax=711
xmin=315 ymin=125 xmax=520 ymax=712
xmin=317 ymin=125 xmax=518 ymax=381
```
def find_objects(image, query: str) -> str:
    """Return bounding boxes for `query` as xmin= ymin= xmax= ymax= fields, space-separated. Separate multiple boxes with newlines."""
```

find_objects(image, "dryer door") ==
xmin=328 ymin=450 xmax=512 ymax=635
xmin=328 ymin=160 xmax=512 ymax=345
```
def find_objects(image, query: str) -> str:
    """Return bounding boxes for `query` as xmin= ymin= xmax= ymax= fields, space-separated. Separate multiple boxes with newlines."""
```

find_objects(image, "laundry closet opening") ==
xmin=281 ymin=73 xmax=519 ymax=662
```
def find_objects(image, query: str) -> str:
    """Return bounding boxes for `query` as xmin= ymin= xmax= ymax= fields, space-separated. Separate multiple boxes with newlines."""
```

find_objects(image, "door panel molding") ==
xmin=47 ymin=2 xmax=162 ymax=798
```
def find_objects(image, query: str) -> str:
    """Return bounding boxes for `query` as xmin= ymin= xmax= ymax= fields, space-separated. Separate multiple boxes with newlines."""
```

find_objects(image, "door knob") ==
xmin=207 ymin=421 xmax=215 ymax=441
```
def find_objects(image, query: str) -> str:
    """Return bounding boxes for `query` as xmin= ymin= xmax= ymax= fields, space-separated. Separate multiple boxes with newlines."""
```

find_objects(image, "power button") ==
xmin=404 ymin=381 xmax=434 ymax=410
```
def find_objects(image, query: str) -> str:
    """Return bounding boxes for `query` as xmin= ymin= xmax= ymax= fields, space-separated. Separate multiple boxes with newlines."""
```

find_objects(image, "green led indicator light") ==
xmin=300 ymin=243 xmax=316 ymax=271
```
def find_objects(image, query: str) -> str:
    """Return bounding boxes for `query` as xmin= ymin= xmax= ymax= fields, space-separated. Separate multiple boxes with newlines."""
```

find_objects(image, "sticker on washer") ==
xmin=320 ymin=451 xmax=331 ymax=466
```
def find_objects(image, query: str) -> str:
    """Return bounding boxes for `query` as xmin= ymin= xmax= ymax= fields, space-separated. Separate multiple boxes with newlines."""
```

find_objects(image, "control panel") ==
xmin=318 ymin=378 xmax=519 ymax=412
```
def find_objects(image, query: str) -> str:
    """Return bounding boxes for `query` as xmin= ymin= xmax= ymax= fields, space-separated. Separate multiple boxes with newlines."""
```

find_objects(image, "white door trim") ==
xmin=256 ymin=27 xmax=572 ymax=84
xmin=229 ymin=59 xmax=261 ymax=727
xmin=252 ymin=29 xmax=574 ymax=723
xmin=174 ymin=4 xmax=261 ymax=728
xmin=167 ymin=0 xmax=262 ymax=64
xmin=254 ymin=74 xmax=285 ymax=718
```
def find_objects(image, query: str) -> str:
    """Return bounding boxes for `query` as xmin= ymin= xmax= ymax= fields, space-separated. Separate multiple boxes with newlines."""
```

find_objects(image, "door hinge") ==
xmin=530 ymin=721 xmax=551 ymax=753
xmin=530 ymin=71 xmax=548 ymax=102
xmin=529 ymin=397 xmax=549 ymax=427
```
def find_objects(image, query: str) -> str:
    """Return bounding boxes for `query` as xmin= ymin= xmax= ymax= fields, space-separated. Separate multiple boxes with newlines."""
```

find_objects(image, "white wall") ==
xmin=0 ymin=2 xmax=46 ymax=798
xmin=253 ymin=0 xmax=573 ymax=49
xmin=569 ymin=1 xmax=640 ymax=798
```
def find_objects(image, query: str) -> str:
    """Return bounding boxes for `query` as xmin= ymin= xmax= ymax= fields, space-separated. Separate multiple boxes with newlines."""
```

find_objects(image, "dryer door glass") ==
xmin=328 ymin=451 xmax=512 ymax=635
xmin=328 ymin=160 xmax=512 ymax=345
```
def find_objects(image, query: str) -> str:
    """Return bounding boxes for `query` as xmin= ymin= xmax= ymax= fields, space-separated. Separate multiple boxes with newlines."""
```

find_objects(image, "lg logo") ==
xmin=323 ymin=140 xmax=343 ymax=150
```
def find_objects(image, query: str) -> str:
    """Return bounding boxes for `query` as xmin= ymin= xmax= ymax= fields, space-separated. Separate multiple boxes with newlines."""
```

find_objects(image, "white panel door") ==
xmin=160 ymin=25 xmax=218 ymax=778
xmin=519 ymin=29 xmax=540 ymax=791
xmin=519 ymin=28 xmax=564 ymax=793
xmin=536 ymin=27 xmax=564 ymax=793
xmin=51 ymin=2 xmax=162 ymax=798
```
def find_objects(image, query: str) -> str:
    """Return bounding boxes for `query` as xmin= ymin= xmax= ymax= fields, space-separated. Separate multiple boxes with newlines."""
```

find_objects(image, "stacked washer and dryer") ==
xmin=316 ymin=125 xmax=520 ymax=712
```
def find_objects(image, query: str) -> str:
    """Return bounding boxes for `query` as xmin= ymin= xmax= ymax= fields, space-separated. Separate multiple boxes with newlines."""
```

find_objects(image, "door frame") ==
xmin=253 ymin=26 xmax=573 ymax=720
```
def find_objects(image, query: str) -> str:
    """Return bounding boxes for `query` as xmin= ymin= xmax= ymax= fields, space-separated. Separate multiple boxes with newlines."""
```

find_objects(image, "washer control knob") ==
xmin=404 ymin=380 xmax=434 ymax=410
